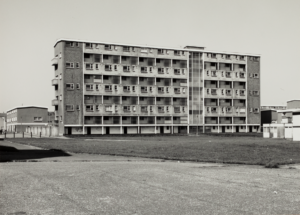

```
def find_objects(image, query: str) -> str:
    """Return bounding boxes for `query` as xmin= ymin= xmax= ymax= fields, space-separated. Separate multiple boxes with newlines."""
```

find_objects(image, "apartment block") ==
xmin=52 ymin=39 xmax=261 ymax=135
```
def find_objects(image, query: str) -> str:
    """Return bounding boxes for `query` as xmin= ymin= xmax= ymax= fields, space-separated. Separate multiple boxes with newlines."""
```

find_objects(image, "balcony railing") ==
xmin=52 ymin=99 xmax=59 ymax=106
xmin=52 ymin=79 xmax=58 ymax=86
xmin=51 ymin=57 xmax=58 ymax=66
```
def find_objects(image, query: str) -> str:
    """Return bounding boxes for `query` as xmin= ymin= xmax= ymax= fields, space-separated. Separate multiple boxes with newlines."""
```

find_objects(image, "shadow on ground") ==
xmin=0 ymin=145 xmax=71 ymax=162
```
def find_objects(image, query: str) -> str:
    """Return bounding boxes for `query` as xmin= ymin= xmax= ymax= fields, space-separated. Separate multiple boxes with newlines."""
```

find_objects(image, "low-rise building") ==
xmin=6 ymin=106 xmax=48 ymax=133
xmin=263 ymin=100 xmax=300 ymax=141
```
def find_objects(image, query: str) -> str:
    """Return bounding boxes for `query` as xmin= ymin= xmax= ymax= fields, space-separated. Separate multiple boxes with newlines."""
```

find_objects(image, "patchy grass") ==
xmin=8 ymin=134 xmax=300 ymax=166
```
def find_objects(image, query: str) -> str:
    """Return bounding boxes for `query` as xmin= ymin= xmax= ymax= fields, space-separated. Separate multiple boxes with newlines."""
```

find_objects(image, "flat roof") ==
xmin=7 ymin=106 xmax=48 ymax=113
xmin=287 ymin=100 xmax=300 ymax=102
xmin=277 ymin=108 xmax=300 ymax=113
xmin=54 ymin=38 xmax=261 ymax=56
xmin=261 ymin=109 xmax=277 ymax=112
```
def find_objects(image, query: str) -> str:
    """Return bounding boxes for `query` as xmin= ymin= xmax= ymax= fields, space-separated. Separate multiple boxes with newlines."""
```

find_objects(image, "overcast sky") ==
xmin=0 ymin=0 xmax=299 ymax=112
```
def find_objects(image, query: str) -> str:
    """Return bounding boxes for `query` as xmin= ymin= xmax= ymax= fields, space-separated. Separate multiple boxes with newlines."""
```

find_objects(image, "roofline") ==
xmin=287 ymin=100 xmax=300 ymax=102
xmin=7 ymin=106 xmax=48 ymax=113
xmin=54 ymin=38 xmax=261 ymax=56
xmin=54 ymin=38 xmax=189 ymax=51
xmin=277 ymin=108 xmax=300 ymax=113
xmin=261 ymin=105 xmax=286 ymax=107
xmin=187 ymin=48 xmax=261 ymax=57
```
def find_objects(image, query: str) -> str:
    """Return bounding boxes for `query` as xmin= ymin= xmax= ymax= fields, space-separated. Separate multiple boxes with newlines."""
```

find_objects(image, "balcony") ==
xmin=52 ymin=99 xmax=59 ymax=106
xmin=51 ymin=57 xmax=58 ymax=66
xmin=174 ymin=108 xmax=181 ymax=113
xmin=52 ymin=79 xmax=58 ymax=86
xmin=158 ymin=109 xmax=165 ymax=113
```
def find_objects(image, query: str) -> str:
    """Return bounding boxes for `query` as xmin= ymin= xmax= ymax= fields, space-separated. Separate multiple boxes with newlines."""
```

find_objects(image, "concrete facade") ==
xmin=52 ymin=39 xmax=261 ymax=135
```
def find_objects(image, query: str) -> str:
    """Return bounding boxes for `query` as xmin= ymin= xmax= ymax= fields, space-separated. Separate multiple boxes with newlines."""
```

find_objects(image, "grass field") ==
xmin=8 ymin=134 xmax=300 ymax=167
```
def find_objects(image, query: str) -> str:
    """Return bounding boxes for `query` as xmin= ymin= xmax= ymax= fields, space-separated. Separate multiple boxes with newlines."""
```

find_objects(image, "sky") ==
xmin=0 ymin=0 xmax=299 ymax=113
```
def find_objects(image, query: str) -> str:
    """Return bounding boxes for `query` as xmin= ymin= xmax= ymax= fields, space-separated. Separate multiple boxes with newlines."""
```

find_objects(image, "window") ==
xmin=123 ymin=46 xmax=130 ymax=52
xmin=86 ymin=63 xmax=93 ymax=70
xmin=105 ymin=65 xmax=112 ymax=71
xmin=254 ymin=73 xmax=259 ymax=78
xmin=211 ymin=53 xmax=216 ymax=58
xmin=141 ymin=67 xmax=147 ymax=73
xmin=123 ymin=106 xmax=130 ymax=112
xmin=174 ymin=69 xmax=180 ymax=75
xmin=123 ymin=86 xmax=130 ymax=92
xmin=105 ymin=45 xmax=112 ymax=50
xmin=132 ymin=86 xmax=136 ymax=92
xmin=95 ymin=64 xmax=99 ymax=70
xmin=156 ymin=59 xmax=161 ymax=63
xmin=66 ymin=105 xmax=74 ymax=111
xmin=141 ymin=106 xmax=147 ymax=112
xmin=95 ymin=105 xmax=99 ymax=111
xmin=158 ymin=68 xmax=164 ymax=74
xmin=76 ymin=62 xmax=80 ymax=68
xmin=141 ymin=86 xmax=147 ymax=92
xmin=149 ymin=67 xmax=152 ymax=72
xmin=158 ymin=106 xmax=164 ymax=112
xmin=166 ymin=87 xmax=169 ymax=93
xmin=105 ymin=85 xmax=112 ymax=92
xmin=66 ymin=83 xmax=74 ymax=90
xmin=103 ymin=55 xmax=109 ymax=60
xmin=158 ymin=49 xmax=164 ymax=55
xmin=253 ymin=90 xmax=259 ymax=96
xmin=95 ymin=84 xmax=99 ymax=90
xmin=86 ymin=84 xmax=93 ymax=91
xmin=139 ymin=57 xmax=144 ymax=62
xmin=76 ymin=83 xmax=80 ymax=89
xmin=174 ymin=50 xmax=181 ymax=55
xmin=158 ymin=87 xmax=164 ymax=92
xmin=240 ymin=56 xmax=245 ymax=61
xmin=174 ymin=88 xmax=180 ymax=94
xmin=66 ymin=42 xmax=74 ymax=47
xmin=123 ymin=66 xmax=130 ymax=72
xmin=76 ymin=105 xmax=80 ymax=111
xmin=85 ymin=43 xmax=92 ymax=49
xmin=66 ymin=62 xmax=74 ymax=68
xmin=34 ymin=117 xmax=43 ymax=121
xmin=95 ymin=44 xmax=100 ymax=49
xmin=226 ymin=55 xmax=230 ymax=59
xmin=149 ymin=86 xmax=153 ymax=92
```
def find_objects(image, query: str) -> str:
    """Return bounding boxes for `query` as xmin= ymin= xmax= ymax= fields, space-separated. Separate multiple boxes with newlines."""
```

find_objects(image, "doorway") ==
xmin=249 ymin=126 xmax=252 ymax=133
xmin=236 ymin=126 xmax=239 ymax=133
xmin=222 ymin=126 xmax=225 ymax=133
xmin=87 ymin=127 xmax=91 ymax=135
xmin=124 ymin=127 xmax=127 ymax=134
xmin=106 ymin=127 xmax=110 ymax=134
xmin=67 ymin=127 xmax=72 ymax=135
xmin=160 ymin=126 xmax=164 ymax=134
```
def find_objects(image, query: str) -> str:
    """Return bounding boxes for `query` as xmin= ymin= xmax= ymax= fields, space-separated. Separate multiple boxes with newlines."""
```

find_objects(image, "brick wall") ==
xmin=247 ymin=57 xmax=261 ymax=124
xmin=63 ymin=42 xmax=83 ymax=125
